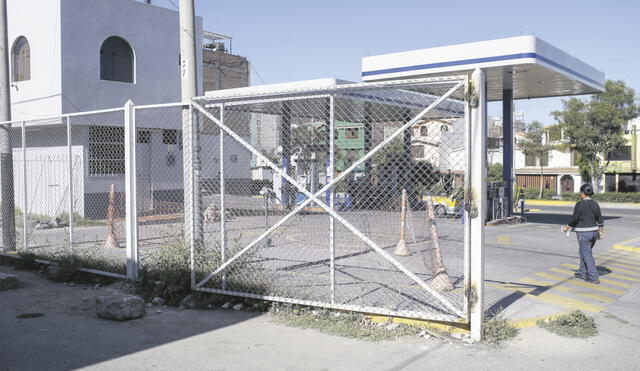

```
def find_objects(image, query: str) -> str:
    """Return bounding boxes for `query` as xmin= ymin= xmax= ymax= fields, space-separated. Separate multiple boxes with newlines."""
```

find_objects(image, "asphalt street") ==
xmin=484 ymin=203 xmax=640 ymax=323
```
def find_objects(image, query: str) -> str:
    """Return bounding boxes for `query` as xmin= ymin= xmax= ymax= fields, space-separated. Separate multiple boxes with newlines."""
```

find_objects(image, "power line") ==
xmin=250 ymin=63 xmax=266 ymax=85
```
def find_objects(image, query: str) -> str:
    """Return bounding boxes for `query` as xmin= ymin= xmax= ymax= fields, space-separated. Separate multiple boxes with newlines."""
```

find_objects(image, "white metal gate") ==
xmin=188 ymin=76 xmax=475 ymax=322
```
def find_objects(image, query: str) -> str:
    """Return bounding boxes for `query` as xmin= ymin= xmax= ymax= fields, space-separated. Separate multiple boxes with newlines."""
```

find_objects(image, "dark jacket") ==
xmin=568 ymin=198 xmax=604 ymax=230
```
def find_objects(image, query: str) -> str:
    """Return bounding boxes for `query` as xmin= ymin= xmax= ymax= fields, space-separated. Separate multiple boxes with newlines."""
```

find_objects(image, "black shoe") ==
xmin=574 ymin=273 xmax=586 ymax=280
xmin=586 ymin=278 xmax=600 ymax=284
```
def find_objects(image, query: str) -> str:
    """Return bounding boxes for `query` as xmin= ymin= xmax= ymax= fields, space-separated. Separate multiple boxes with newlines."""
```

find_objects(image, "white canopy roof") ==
xmin=362 ymin=36 xmax=605 ymax=101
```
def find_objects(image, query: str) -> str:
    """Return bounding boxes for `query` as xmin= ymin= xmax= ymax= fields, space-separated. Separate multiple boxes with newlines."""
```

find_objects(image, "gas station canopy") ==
xmin=361 ymin=36 xmax=605 ymax=101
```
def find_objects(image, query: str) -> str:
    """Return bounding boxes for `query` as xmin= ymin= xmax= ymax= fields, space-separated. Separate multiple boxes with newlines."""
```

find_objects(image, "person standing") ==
xmin=562 ymin=184 xmax=604 ymax=284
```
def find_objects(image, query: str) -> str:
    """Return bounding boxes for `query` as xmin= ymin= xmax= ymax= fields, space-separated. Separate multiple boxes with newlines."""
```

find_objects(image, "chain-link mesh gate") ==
xmin=189 ymin=76 xmax=470 ymax=322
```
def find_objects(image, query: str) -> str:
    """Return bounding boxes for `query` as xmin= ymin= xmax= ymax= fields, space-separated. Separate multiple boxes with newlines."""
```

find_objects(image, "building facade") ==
xmin=6 ymin=0 xmax=205 ymax=218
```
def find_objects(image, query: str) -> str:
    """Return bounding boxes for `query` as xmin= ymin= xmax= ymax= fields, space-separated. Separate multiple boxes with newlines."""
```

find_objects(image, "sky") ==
xmin=155 ymin=0 xmax=639 ymax=125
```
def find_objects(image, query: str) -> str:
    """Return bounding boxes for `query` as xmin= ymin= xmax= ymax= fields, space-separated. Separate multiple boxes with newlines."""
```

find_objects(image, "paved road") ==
xmin=484 ymin=203 xmax=640 ymax=323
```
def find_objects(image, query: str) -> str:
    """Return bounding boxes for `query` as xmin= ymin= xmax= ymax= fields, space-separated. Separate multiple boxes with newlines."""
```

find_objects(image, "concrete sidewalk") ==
xmin=1 ymin=265 xmax=639 ymax=370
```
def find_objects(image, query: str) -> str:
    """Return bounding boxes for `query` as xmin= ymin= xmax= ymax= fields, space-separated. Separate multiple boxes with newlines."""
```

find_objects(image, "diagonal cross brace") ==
xmin=191 ymin=80 xmax=466 ymax=317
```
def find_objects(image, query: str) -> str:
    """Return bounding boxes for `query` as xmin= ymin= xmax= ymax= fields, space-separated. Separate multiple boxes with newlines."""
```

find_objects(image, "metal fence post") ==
xmin=328 ymin=95 xmax=336 ymax=303
xmin=21 ymin=121 xmax=26 ymax=250
xmin=66 ymin=116 xmax=74 ymax=249
xmin=219 ymin=104 xmax=227 ymax=289
xmin=124 ymin=100 xmax=139 ymax=280
xmin=469 ymin=69 xmax=487 ymax=342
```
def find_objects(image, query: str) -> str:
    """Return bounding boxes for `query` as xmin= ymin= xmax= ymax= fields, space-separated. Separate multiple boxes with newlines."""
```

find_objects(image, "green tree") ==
xmin=553 ymin=80 xmax=639 ymax=192
xmin=488 ymin=163 xmax=503 ymax=182
xmin=518 ymin=121 xmax=555 ymax=198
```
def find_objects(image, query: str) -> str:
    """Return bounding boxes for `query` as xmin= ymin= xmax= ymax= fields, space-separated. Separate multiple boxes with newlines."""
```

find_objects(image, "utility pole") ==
xmin=179 ymin=0 xmax=202 ymax=254
xmin=0 ymin=0 xmax=16 ymax=251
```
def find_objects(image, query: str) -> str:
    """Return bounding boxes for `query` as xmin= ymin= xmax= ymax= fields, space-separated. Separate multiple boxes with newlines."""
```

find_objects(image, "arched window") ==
xmin=12 ymin=36 xmax=30 ymax=82
xmin=100 ymin=36 xmax=134 ymax=83
xmin=420 ymin=126 xmax=428 ymax=136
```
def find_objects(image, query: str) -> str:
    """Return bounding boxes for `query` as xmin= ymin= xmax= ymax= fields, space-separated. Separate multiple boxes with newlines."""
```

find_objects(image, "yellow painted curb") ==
xmin=369 ymin=315 xmax=469 ymax=335
xmin=508 ymin=312 xmax=571 ymax=329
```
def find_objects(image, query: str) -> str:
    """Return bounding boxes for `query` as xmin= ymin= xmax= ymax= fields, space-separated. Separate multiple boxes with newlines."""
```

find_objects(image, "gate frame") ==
xmin=185 ymin=75 xmax=486 ymax=336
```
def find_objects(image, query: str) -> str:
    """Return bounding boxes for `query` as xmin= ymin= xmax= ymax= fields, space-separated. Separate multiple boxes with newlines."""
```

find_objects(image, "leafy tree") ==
xmin=518 ymin=121 xmax=555 ymax=198
xmin=553 ymin=80 xmax=639 ymax=192
xmin=488 ymin=163 xmax=503 ymax=182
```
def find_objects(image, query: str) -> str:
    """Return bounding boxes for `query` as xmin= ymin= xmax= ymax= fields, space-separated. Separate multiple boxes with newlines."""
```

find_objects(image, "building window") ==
xmin=137 ymin=130 xmax=151 ymax=144
xmin=420 ymin=126 xmax=428 ymax=136
xmin=411 ymin=145 xmax=424 ymax=159
xmin=345 ymin=128 xmax=359 ymax=139
xmin=162 ymin=129 xmax=177 ymax=144
xmin=525 ymin=153 xmax=537 ymax=167
xmin=440 ymin=125 xmax=449 ymax=133
xmin=11 ymin=36 xmax=30 ymax=82
xmin=89 ymin=126 xmax=125 ymax=175
xmin=608 ymin=146 xmax=631 ymax=161
xmin=100 ymin=36 xmax=134 ymax=83
xmin=540 ymin=152 xmax=549 ymax=167
xmin=230 ymin=154 xmax=238 ymax=163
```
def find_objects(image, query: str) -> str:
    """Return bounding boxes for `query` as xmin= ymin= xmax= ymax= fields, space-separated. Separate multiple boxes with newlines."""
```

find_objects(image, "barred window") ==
xmin=345 ymin=128 xmax=359 ymax=139
xmin=420 ymin=126 xmax=428 ymax=136
xmin=89 ymin=126 xmax=125 ymax=175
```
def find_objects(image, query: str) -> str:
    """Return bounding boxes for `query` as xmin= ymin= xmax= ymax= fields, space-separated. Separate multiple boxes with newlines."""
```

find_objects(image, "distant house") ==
xmin=410 ymin=118 xmax=465 ymax=175
xmin=514 ymin=126 xmax=583 ymax=194
xmin=514 ymin=120 xmax=640 ymax=194
xmin=7 ymin=0 xmax=205 ymax=218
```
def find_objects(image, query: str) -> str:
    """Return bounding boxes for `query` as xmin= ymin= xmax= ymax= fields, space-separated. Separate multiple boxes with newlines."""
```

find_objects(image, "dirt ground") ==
xmin=1 ymin=265 xmax=639 ymax=371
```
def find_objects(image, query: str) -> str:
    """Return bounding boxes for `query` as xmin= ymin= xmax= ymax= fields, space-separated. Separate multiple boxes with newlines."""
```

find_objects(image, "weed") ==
xmin=482 ymin=313 xmax=519 ymax=345
xmin=269 ymin=303 xmax=421 ymax=341
xmin=538 ymin=310 xmax=598 ymax=338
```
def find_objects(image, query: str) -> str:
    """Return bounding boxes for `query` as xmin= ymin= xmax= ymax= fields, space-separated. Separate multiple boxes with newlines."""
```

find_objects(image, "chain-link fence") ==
xmin=189 ymin=76 xmax=470 ymax=322
xmin=0 ymin=75 xmax=482 ymax=324
xmin=0 ymin=104 xmax=190 ymax=277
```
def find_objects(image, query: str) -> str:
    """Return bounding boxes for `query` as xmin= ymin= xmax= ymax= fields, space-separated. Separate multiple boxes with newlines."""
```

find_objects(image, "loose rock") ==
xmin=151 ymin=297 xmax=165 ymax=306
xmin=178 ymin=295 xmax=196 ymax=309
xmin=451 ymin=332 xmax=464 ymax=340
xmin=232 ymin=303 xmax=243 ymax=311
xmin=386 ymin=323 xmax=400 ymax=331
xmin=221 ymin=302 xmax=233 ymax=310
xmin=45 ymin=265 xmax=61 ymax=280
xmin=96 ymin=294 xmax=146 ymax=321
xmin=0 ymin=272 xmax=19 ymax=291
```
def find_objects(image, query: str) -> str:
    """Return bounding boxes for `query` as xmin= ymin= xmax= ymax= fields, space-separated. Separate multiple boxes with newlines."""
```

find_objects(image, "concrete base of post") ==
xmin=393 ymin=239 xmax=411 ymax=256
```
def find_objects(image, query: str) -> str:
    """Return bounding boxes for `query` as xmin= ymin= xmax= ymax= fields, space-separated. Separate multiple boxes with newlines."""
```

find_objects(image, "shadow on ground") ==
xmin=0 ymin=265 xmax=257 ymax=370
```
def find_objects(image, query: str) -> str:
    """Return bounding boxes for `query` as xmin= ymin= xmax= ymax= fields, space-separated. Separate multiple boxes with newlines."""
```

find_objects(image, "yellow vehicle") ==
xmin=423 ymin=194 xmax=463 ymax=217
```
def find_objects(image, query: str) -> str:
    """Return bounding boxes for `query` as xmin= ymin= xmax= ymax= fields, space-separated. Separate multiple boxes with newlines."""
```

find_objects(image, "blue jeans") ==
xmin=576 ymin=231 xmax=599 ymax=280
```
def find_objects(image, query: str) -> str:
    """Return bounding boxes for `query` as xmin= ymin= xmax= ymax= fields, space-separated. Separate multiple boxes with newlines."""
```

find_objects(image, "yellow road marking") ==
xmin=606 ymin=261 xmax=640 ymax=271
xmin=562 ymin=264 xmax=640 ymax=287
xmin=538 ymin=271 xmax=626 ymax=295
xmin=596 ymin=254 xmax=640 ymax=266
xmin=610 ymin=249 xmax=640 ymax=258
xmin=553 ymin=266 xmax=637 ymax=285
xmin=613 ymin=238 xmax=640 ymax=253
xmin=564 ymin=262 xmax=640 ymax=278
xmin=496 ymin=235 xmax=519 ymax=245
xmin=487 ymin=282 xmax=603 ymax=313
xmin=519 ymin=277 xmax=615 ymax=303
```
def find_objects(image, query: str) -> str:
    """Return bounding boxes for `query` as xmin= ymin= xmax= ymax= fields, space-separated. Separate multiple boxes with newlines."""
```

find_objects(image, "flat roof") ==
xmin=203 ymin=77 xmax=465 ymax=118
xmin=362 ymin=36 xmax=605 ymax=101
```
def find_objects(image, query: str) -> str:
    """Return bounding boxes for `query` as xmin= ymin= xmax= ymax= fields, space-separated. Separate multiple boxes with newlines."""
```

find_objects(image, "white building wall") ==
xmin=60 ymin=0 xmax=203 ymax=113
xmin=7 ymin=0 xmax=63 ymax=121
